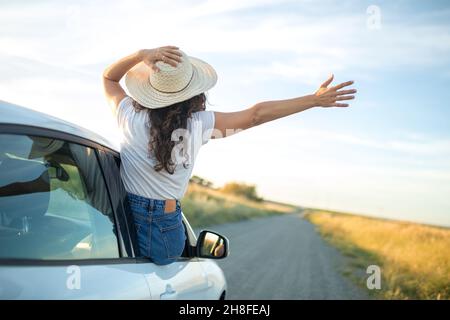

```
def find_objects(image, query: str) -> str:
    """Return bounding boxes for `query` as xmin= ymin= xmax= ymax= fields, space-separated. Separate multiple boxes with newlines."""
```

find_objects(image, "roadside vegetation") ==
xmin=304 ymin=209 xmax=450 ymax=300
xmin=181 ymin=176 xmax=298 ymax=227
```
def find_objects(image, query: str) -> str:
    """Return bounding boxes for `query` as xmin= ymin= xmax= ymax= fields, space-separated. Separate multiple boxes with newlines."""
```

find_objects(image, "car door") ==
xmin=98 ymin=149 xmax=212 ymax=299
xmin=139 ymin=219 xmax=212 ymax=300
xmin=0 ymin=131 xmax=151 ymax=299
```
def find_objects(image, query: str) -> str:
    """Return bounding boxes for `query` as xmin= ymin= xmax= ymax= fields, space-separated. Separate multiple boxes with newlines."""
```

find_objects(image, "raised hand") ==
xmin=139 ymin=46 xmax=183 ymax=72
xmin=314 ymin=74 xmax=357 ymax=107
xmin=103 ymin=46 xmax=184 ymax=110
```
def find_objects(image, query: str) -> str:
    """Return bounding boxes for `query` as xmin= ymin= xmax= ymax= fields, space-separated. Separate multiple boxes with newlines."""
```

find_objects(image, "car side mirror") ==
xmin=196 ymin=230 xmax=229 ymax=259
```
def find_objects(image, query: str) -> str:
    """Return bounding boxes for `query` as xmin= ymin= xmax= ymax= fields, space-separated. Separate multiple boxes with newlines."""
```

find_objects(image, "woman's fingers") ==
xmin=165 ymin=58 xmax=179 ymax=67
xmin=336 ymin=89 xmax=357 ymax=95
xmin=316 ymin=77 xmax=356 ymax=107
xmin=335 ymin=95 xmax=355 ymax=101
xmin=157 ymin=54 xmax=179 ymax=67
xmin=166 ymin=49 xmax=183 ymax=57
xmin=157 ymin=48 xmax=183 ymax=67
xmin=320 ymin=74 xmax=334 ymax=88
xmin=332 ymin=80 xmax=354 ymax=91
xmin=163 ymin=45 xmax=179 ymax=50
xmin=164 ymin=52 xmax=183 ymax=63
xmin=333 ymin=103 xmax=349 ymax=107
xmin=321 ymin=74 xmax=334 ymax=88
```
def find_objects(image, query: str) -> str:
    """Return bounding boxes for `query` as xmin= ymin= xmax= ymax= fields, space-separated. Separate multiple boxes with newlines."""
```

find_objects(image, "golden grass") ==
xmin=186 ymin=183 xmax=296 ymax=213
xmin=305 ymin=210 xmax=450 ymax=300
xmin=181 ymin=183 xmax=298 ymax=227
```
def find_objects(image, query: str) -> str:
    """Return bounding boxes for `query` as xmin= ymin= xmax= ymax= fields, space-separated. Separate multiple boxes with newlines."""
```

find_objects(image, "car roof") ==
xmin=0 ymin=99 xmax=119 ymax=152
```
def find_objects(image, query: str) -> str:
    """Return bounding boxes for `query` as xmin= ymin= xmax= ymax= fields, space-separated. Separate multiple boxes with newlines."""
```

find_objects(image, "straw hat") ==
xmin=125 ymin=50 xmax=217 ymax=109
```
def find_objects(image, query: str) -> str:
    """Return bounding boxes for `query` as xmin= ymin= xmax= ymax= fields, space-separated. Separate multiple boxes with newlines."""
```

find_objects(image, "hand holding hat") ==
xmin=139 ymin=46 xmax=183 ymax=73
xmin=126 ymin=46 xmax=218 ymax=109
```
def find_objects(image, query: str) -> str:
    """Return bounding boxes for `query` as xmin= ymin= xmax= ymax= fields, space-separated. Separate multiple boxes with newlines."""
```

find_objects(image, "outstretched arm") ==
xmin=102 ymin=46 xmax=182 ymax=114
xmin=214 ymin=74 xmax=356 ymax=137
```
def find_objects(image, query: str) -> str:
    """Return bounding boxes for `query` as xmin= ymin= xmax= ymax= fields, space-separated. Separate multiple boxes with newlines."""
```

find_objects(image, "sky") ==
xmin=1 ymin=0 xmax=450 ymax=227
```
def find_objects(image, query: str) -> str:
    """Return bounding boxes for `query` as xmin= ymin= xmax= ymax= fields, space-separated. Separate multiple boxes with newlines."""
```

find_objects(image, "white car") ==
xmin=0 ymin=100 xmax=228 ymax=300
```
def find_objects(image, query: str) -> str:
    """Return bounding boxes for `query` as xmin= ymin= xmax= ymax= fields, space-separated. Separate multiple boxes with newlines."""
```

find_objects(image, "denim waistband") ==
xmin=126 ymin=192 xmax=180 ymax=211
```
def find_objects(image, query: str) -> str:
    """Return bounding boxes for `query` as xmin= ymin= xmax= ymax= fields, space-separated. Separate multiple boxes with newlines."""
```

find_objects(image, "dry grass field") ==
xmin=305 ymin=210 xmax=450 ymax=299
xmin=181 ymin=182 xmax=298 ymax=227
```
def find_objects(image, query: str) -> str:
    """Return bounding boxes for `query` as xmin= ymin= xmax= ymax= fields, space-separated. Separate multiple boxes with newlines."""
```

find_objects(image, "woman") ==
xmin=103 ymin=46 xmax=356 ymax=265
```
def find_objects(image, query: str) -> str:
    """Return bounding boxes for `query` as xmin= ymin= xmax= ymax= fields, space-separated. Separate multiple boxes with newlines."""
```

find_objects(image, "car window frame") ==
xmin=0 ymin=124 xmax=132 ymax=266
xmin=96 ymin=150 xmax=137 ymax=258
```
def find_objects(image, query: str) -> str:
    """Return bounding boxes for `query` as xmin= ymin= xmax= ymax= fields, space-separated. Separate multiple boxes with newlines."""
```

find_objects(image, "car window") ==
xmin=0 ymin=134 xmax=120 ymax=260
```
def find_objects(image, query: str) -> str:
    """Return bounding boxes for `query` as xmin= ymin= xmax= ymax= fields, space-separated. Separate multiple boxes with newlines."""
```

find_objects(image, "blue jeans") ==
xmin=126 ymin=192 xmax=186 ymax=265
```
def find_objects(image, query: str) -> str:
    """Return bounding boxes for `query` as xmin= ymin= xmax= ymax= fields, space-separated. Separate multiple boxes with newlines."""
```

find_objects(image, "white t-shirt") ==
xmin=116 ymin=96 xmax=215 ymax=200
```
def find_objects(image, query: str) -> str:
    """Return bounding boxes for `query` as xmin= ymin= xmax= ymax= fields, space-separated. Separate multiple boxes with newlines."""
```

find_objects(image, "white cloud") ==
xmin=2 ymin=0 xmax=450 ymax=73
xmin=327 ymin=131 xmax=450 ymax=157
xmin=190 ymin=0 xmax=285 ymax=17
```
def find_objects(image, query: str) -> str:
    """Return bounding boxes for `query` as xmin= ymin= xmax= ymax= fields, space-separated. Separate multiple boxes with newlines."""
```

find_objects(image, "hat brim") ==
xmin=124 ymin=56 xmax=217 ymax=109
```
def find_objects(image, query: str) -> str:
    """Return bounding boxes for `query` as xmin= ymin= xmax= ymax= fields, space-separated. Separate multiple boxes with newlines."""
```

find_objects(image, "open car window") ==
xmin=0 ymin=134 xmax=120 ymax=260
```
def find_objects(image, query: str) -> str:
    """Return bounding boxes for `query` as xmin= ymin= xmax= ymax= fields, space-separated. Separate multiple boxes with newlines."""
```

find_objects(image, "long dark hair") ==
xmin=132 ymin=93 xmax=206 ymax=174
